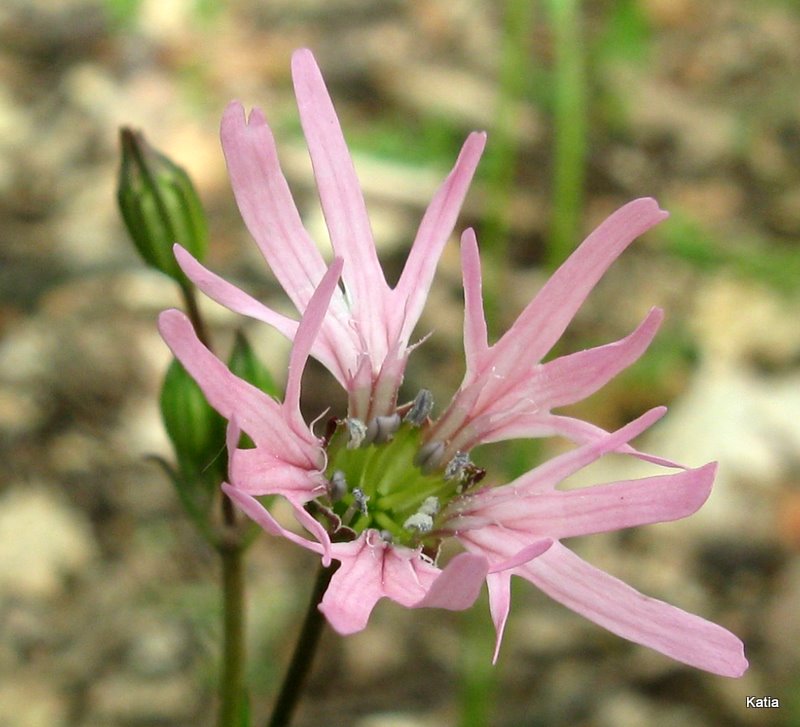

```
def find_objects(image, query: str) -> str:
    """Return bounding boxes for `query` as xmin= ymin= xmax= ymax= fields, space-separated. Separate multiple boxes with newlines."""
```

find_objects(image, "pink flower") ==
xmin=173 ymin=48 xmax=485 ymax=422
xmin=158 ymin=49 xmax=747 ymax=678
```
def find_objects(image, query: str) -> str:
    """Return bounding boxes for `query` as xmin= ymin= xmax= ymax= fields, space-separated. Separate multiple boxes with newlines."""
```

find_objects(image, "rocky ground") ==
xmin=1 ymin=0 xmax=799 ymax=725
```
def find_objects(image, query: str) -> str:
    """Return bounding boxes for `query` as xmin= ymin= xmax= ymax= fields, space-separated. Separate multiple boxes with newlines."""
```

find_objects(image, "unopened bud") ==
xmin=160 ymin=358 xmax=227 ymax=494
xmin=117 ymin=128 xmax=208 ymax=282
xmin=227 ymin=331 xmax=279 ymax=397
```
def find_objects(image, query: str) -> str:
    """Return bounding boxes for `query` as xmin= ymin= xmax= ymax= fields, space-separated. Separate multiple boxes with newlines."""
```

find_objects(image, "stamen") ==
xmin=345 ymin=417 xmax=367 ymax=449
xmin=444 ymin=451 xmax=471 ymax=481
xmin=365 ymin=413 xmax=401 ymax=444
xmin=353 ymin=487 xmax=370 ymax=514
xmin=403 ymin=512 xmax=434 ymax=534
xmin=414 ymin=440 xmax=445 ymax=473
xmin=404 ymin=389 xmax=434 ymax=426
xmin=328 ymin=470 xmax=347 ymax=501
xmin=419 ymin=496 xmax=440 ymax=516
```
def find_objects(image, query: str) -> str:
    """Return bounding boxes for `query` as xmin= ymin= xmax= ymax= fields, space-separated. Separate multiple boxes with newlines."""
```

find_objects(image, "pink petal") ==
xmin=174 ymin=244 xmax=299 ymax=341
xmin=220 ymin=101 xmax=330 ymax=314
xmin=501 ymin=307 xmax=663 ymax=412
xmin=157 ymin=309 xmax=316 ymax=462
xmin=413 ymin=552 xmax=489 ymax=610
xmin=486 ymin=571 xmax=512 ymax=663
xmin=478 ymin=198 xmax=668 ymax=398
xmin=521 ymin=543 xmax=748 ymax=676
xmin=221 ymin=484 xmax=322 ymax=555
xmin=291 ymin=49 xmax=389 ymax=361
xmin=283 ymin=258 xmax=344 ymax=434
xmin=495 ymin=407 xmax=668 ymax=495
xmin=393 ymin=132 xmax=487 ymax=346
xmin=465 ymin=463 xmax=717 ymax=539
xmin=318 ymin=532 xmax=439 ymax=635
xmin=459 ymin=228 xmax=490 ymax=379
xmin=473 ymin=411 xmax=682 ymax=469
xmin=228 ymin=447 xmax=324 ymax=498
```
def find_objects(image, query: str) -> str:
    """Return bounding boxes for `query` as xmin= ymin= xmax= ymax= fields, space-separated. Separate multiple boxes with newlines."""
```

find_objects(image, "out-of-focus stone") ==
xmin=0 ymin=677 xmax=67 ymax=727
xmin=0 ymin=485 xmax=97 ymax=599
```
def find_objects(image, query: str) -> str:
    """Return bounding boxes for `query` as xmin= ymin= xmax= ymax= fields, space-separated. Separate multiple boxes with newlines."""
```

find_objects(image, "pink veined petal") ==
xmin=473 ymin=411 xmax=683 ymax=469
xmin=486 ymin=571 xmax=512 ymax=663
xmin=392 ymin=132 xmax=487 ymax=347
xmin=459 ymin=228 xmax=490 ymax=379
xmin=413 ymin=552 xmax=490 ymax=610
xmin=491 ymin=406 xmax=668 ymax=495
xmin=493 ymin=307 xmax=664 ymax=414
xmin=480 ymin=198 xmax=668 ymax=394
xmin=460 ymin=463 xmax=717 ymax=539
xmin=318 ymin=532 xmax=440 ymax=635
xmin=284 ymin=257 xmax=344 ymax=435
xmin=158 ymin=309 xmax=316 ymax=463
xmin=519 ymin=543 xmax=749 ymax=677
xmin=174 ymin=244 xmax=299 ymax=341
xmin=291 ymin=48 xmax=389 ymax=362
xmin=174 ymin=244 xmax=353 ymax=389
xmin=220 ymin=101 xmax=331 ymax=314
xmin=221 ymin=484 xmax=322 ymax=555
xmin=229 ymin=447 xmax=324 ymax=499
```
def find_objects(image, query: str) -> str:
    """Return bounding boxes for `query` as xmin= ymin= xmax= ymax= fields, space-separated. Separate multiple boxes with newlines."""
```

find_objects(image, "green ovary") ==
xmin=323 ymin=422 xmax=460 ymax=547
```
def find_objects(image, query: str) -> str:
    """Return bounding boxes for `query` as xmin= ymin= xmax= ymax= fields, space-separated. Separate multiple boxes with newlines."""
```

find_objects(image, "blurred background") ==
xmin=1 ymin=0 xmax=799 ymax=725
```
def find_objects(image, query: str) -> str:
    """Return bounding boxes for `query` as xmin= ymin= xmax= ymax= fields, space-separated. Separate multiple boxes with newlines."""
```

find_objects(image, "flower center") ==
xmin=320 ymin=403 xmax=485 ymax=550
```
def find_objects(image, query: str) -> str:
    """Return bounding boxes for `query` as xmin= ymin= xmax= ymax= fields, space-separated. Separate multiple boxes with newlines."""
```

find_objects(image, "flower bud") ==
xmin=160 ymin=357 xmax=227 ymax=493
xmin=227 ymin=331 xmax=279 ymax=398
xmin=117 ymin=127 xmax=208 ymax=282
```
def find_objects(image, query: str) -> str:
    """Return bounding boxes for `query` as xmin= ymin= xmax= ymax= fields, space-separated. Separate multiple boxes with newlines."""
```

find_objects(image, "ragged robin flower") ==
xmin=158 ymin=49 xmax=747 ymax=678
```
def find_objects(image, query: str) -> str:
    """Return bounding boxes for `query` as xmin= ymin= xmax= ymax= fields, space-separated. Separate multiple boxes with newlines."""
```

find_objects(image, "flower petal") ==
xmin=228 ymin=447 xmax=324 ymax=498
xmin=393 ymin=132 xmax=487 ymax=346
xmin=520 ymin=543 xmax=748 ymax=676
xmin=459 ymin=228 xmax=490 ymax=379
xmin=413 ymin=552 xmax=489 ymax=610
xmin=464 ymin=463 xmax=716 ymax=539
xmin=221 ymin=484 xmax=322 ymax=555
xmin=157 ymin=309 xmax=315 ymax=462
xmin=292 ymin=48 xmax=389 ymax=361
xmin=220 ymin=101 xmax=330 ymax=314
xmin=507 ymin=307 xmax=663 ymax=412
xmin=174 ymin=244 xmax=299 ymax=340
xmin=489 ymin=198 xmax=668 ymax=378
xmin=284 ymin=257 xmax=344 ymax=434
xmin=318 ymin=532 xmax=440 ymax=635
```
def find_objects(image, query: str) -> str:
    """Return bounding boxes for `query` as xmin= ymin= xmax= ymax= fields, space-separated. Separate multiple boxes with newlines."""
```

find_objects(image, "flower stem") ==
xmin=180 ymin=281 xmax=213 ymax=350
xmin=218 ymin=526 xmax=246 ymax=727
xmin=266 ymin=563 xmax=337 ymax=727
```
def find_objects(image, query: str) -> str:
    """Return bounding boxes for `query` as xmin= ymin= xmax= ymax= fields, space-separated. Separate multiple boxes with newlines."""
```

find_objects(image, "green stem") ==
xmin=218 ymin=534 xmax=246 ymax=727
xmin=267 ymin=563 xmax=337 ymax=727
xmin=180 ymin=281 xmax=213 ymax=350
xmin=546 ymin=0 xmax=587 ymax=270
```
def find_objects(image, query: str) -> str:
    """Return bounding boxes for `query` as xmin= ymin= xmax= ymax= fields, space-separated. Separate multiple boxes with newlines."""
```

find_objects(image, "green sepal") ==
xmin=117 ymin=127 xmax=208 ymax=283
xmin=160 ymin=357 xmax=227 ymax=519
xmin=227 ymin=331 xmax=280 ymax=398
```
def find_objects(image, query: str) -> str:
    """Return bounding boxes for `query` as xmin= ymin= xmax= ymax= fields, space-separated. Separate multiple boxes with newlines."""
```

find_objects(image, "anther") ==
xmin=345 ymin=418 xmax=367 ymax=449
xmin=403 ymin=512 xmax=434 ymax=534
xmin=328 ymin=470 xmax=347 ymax=502
xmin=414 ymin=440 xmax=445 ymax=473
xmin=445 ymin=451 xmax=471 ymax=481
xmin=403 ymin=389 xmax=434 ymax=426
xmin=364 ymin=413 xmax=401 ymax=445
xmin=352 ymin=487 xmax=369 ymax=515
xmin=419 ymin=496 xmax=440 ymax=516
